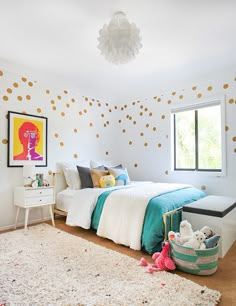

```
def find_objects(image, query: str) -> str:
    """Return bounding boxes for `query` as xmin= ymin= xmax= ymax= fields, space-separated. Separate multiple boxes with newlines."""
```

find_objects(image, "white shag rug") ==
xmin=0 ymin=224 xmax=221 ymax=306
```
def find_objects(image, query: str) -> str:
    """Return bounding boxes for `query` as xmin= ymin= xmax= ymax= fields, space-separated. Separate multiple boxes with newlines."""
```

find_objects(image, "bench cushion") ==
xmin=183 ymin=195 xmax=236 ymax=218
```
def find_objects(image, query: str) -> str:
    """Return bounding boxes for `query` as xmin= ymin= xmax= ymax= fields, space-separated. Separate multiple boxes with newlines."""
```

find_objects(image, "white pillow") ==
xmin=90 ymin=160 xmax=115 ymax=168
xmin=61 ymin=161 xmax=90 ymax=190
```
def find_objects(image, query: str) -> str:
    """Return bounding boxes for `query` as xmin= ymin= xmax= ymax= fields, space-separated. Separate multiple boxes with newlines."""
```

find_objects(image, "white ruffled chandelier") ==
xmin=97 ymin=12 xmax=142 ymax=65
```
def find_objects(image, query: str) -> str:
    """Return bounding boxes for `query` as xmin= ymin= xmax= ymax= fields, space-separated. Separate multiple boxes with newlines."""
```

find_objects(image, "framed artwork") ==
xmin=7 ymin=111 xmax=48 ymax=167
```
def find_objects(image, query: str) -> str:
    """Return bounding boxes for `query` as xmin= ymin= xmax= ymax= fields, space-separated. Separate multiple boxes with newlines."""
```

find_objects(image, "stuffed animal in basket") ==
xmin=140 ymin=241 xmax=176 ymax=273
xmin=183 ymin=230 xmax=206 ymax=249
xmin=179 ymin=220 xmax=194 ymax=243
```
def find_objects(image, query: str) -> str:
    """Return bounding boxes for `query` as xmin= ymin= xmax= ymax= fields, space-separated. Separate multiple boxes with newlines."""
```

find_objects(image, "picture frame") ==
xmin=7 ymin=111 xmax=48 ymax=167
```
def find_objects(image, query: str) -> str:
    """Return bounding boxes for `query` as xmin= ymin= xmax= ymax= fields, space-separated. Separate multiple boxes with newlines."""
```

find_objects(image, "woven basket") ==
xmin=169 ymin=241 xmax=219 ymax=275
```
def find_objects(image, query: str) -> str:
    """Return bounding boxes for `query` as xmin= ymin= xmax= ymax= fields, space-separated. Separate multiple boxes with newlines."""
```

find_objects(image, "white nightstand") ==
xmin=14 ymin=186 xmax=55 ymax=232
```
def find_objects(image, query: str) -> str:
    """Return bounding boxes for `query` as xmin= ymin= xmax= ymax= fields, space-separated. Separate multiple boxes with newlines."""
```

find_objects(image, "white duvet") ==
xmin=66 ymin=182 xmax=190 ymax=250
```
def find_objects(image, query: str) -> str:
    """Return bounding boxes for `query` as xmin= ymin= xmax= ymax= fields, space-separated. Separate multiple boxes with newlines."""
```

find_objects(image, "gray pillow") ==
xmin=76 ymin=166 xmax=93 ymax=188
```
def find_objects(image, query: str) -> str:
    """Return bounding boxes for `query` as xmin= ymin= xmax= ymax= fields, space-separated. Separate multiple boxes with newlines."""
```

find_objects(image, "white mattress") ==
xmin=56 ymin=189 xmax=77 ymax=212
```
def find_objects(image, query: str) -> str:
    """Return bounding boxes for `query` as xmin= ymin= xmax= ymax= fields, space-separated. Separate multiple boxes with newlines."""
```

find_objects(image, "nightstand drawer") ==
xmin=25 ymin=195 xmax=54 ymax=206
xmin=25 ymin=188 xmax=53 ymax=198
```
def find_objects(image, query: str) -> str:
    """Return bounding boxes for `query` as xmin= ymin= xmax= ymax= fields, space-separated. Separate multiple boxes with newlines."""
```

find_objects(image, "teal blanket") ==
xmin=91 ymin=185 xmax=206 ymax=254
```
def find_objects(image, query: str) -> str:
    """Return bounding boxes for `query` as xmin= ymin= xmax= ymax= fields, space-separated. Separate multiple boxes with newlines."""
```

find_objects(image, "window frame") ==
xmin=170 ymin=96 xmax=226 ymax=176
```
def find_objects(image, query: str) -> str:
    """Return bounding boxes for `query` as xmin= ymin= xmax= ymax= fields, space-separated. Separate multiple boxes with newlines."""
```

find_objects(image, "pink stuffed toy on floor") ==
xmin=140 ymin=241 xmax=176 ymax=273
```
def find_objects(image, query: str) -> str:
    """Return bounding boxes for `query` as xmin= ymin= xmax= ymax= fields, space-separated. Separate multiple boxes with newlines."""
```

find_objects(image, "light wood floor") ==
xmin=3 ymin=218 xmax=236 ymax=305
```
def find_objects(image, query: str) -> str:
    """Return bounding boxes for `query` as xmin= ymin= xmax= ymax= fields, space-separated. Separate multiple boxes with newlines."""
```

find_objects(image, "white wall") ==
xmin=1 ymin=60 xmax=236 ymax=230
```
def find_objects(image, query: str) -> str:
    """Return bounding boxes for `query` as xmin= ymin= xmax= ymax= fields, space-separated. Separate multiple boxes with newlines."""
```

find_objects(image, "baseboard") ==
xmin=0 ymin=217 xmax=51 ymax=232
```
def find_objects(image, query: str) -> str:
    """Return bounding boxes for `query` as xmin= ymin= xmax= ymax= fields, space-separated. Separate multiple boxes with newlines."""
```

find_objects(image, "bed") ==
xmin=53 ymin=162 xmax=206 ymax=254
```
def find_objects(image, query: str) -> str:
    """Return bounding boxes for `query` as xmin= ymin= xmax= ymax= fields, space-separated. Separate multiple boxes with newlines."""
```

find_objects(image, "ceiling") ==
xmin=1 ymin=0 xmax=236 ymax=102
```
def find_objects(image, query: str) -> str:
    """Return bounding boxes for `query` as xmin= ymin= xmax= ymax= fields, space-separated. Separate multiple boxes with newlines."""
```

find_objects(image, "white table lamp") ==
xmin=23 ymin=165 xmax=35 ymax=187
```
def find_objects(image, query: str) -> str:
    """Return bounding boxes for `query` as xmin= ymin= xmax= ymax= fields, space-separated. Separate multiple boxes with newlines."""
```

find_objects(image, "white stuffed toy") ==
xmin=200 ymin=226 xmax=215 ymax=239
xmin=179 ymin=220 xmax=194 ymax=243
xmin=183 ymin=230 xmax=206 ymax=249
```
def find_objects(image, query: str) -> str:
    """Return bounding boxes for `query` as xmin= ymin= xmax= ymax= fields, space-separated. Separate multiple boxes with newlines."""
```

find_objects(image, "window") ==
xmin=171 ymin=97 xmax=225 ymax=173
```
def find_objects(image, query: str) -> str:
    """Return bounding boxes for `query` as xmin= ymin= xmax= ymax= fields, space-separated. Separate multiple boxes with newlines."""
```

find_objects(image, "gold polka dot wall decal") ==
xmin=54 ymin=133 xmax=59 ymax=138
xmin=48 ymin=170 xmax=52 ymax=175
xmin=5 ymin=113 xmax=8 ymax=119
xmin=121 ymin=107 xmax=124 ymax=111
xmin=129 ymin=141 xmax=132 ymax=145
xmin=134 ymin=163 xmax=138 ymax=167
xmin=179 ymin=95 xmax=183 ymax=99
xmin=153 ymin=96 xmax=157 ymax=99
xmin=118 ymin=119 xmax=121 ymax=123
xmin=157 ymin=143 xmax=162 ymax=148
xmin=89 ymin=122 xmax=93 ymax=127
xmin=157 ymin=98 xmax=161 ymax=102
xmin=133 ymin=121 xmax=136 ymax=125
xmin=225 ymin=126 xmax=229 ymax=131
xmin=66 ymin=103 xmax=70 ymax=108
xmin=51 ymin=100 xmax=55 ymax=104
xmin=37 ymin=108 xmax=42 ymax=113
xmin=146 ymin=124 xmax=149 ymax=128
xmin=144 ymin=108 xmax=148 ymax=112
xmin=232 ymin=136 xmax=236 ymax=142
xmin=17 ymin=96 xmax=23 ymax=101
xmin=0 ymin=70 xmax=3 ymax=76
xmin=165 ymin=170 xmax=168 ymax=175
xmin=234 ymin=148 xmax=236 ymax=153
xmin=132 ymin=102 xmax=136 ymax=105
xmin=106 ymin=103 xmax=109 ymax=107
xmin=26 ymin=95 xmax=31 ymax=100
xmin=52 ymin=106 xmax=56 ymax=110
xmin=122 ymin=129 xmax=126 ymax=133
xmin=60 ymin=142 xmax=64 ymax=146
xmin=71 ymin=98 xmax=75 ymax=102
xmin=207 ymin=86 xmax=213 ymax=91
xmin=172 ymin=92 xmax=176 ymax=96
xmin=2 ymin=139 xmax=8 ymax=144
xmin=104 ymin=123 xmax=107 ymax=127
xmin=98 ymin=103 xmax=101 ymax=107
xmin=46 ymin=89 xmax=50 ymax=94
xmin=73 ymin=153 xmax=78 ymax=158
xmin=201 ymin=185 xmax=206 ymax=191
xmin=129 ymin=116 xmax=132 ymax=120
xmin=144 ymin=142 xmax=148 ymax=147
xmin=28 ymin=81 xmax=33 ymax=87
xmin=57 ymin=95 xmax=61 ymax=100
xmin=126 ymin=115 xmax=129 ymax=119
xmin=89 ymin=102 xmax=93 ymax=106
xmin=74 ymin=128 xmax=77 ymax=133
xmin=149 ymin=112 xmax=153 ymax=117
xmin=3 ymin=96 xmax=9 ymax=101
xmin=64 ymin=90 xmax=68 ymax=94
xmin=166 ymin=134 xmax=168 ymax=138
xmin=192 ymin=86 xmax=197 ymax=90
xmin=228 ymin=98 xmax=234 ymax=104
xmin=106 ymin=121 xmax=109 ymax=124
xmin=84 ymin=109 xmax=87 ymax=113
xmin=223 ymin=84 xmax=229 ymax=89
xmin=140 ymin=132 xmax=144 ymax=136
xmin=61 ymin=112 xmax=65 ymax=116
xmin=109 ymin=109 xmax=112 ymax=113
xmin=197 ymin=93 xmax=202 ymax=98
xmin=21 ymin=77 xmax=27 ymax=82
xmin=124 ymin=105 xmax=127 ymax=108
xmin=106 ymin=151 xmax=109 ymax=155
xmin=101 ymin=114 xmax=104 ymax=117
xmin=96 ymin=134 xmax=99 ymax=138
xmin=22 ymin=111 xmax=27 ymax=114
xmin=161 ymin=115 xmax=165 ymax=119
xmin=7 ymin=88 xmax=12 ymax=94
xmin=114 ymin=105 xmax=118 ymax=109
xmin=168 ymin=100 xmax=172 ymax=104
xmin=140 ymin=112 xmax=143 ymax=116
xmin=153 ymin=127 xmax=156 ymax=131
xmin=79 ymin=111 xmax=83 ymax=115
xmin=13 ymin=82 xmax=18 ymax=88
xmin=140 ymin=105 xmax=143 ymax=109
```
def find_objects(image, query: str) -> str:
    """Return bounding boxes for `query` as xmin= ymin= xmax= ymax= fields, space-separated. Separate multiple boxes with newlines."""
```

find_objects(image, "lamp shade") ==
xmin=97 ymin=12 xmax=142 ymax=65
xmin=23 ymin=165 xmax=35 ymax=178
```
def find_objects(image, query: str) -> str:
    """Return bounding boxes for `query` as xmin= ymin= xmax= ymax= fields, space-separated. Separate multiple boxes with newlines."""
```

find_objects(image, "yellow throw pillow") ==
xmin=99 ymin=175 xmax=116 ymax=188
